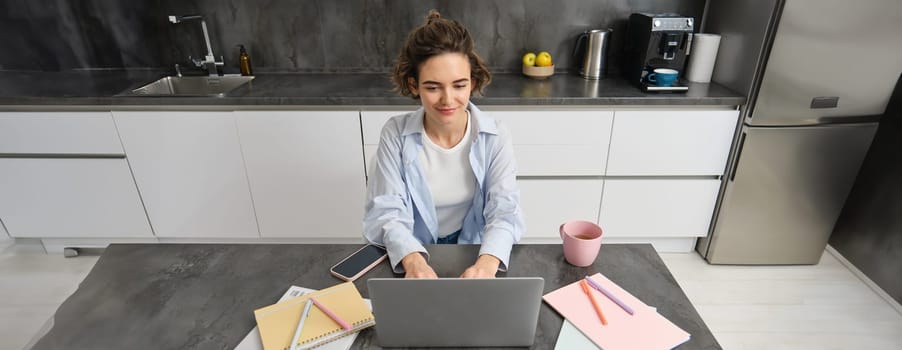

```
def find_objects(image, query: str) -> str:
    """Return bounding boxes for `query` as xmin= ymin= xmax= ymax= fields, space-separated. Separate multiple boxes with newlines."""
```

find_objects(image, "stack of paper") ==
xmin=544 ymin=273 xmax=689 ymax=350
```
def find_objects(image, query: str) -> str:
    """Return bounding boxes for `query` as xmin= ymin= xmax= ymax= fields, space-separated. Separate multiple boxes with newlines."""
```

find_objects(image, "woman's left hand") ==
xmin=460 ymin=254 xmax=501 ymax=278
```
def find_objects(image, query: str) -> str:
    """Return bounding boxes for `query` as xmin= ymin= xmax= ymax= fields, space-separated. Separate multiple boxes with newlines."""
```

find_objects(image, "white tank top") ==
xmin=418 ymin=112 xmax=477 ymax=237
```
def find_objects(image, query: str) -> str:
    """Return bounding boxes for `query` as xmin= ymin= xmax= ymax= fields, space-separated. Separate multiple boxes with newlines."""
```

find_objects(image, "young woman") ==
xmin=363 ymin=10 xmax=524 ymax=278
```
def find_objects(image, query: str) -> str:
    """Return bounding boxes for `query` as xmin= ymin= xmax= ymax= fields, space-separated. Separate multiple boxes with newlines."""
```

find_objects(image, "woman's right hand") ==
xmin=401 ymin=252 xmax=438 ymax=279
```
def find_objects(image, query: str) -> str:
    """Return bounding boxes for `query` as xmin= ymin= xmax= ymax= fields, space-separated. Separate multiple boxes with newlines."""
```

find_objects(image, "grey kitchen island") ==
xmin=32 ymin=243 xmax=720 ymax=349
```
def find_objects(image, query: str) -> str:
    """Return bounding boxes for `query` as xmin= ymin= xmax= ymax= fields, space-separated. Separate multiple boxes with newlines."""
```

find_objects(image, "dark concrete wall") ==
xmin=830 ymin=75 xmax=902 ymax=305
xmin=0 ymin=0 xmax=704 ymax=73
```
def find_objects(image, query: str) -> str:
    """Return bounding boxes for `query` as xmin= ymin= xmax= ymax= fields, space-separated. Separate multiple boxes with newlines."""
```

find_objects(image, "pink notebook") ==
xmin=543 ymin=273 xmax=690 ymax=350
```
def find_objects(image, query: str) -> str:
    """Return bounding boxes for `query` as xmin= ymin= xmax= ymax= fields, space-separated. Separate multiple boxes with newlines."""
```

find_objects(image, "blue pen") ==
xmin=584 ymin=276 xmax=635 ymax=315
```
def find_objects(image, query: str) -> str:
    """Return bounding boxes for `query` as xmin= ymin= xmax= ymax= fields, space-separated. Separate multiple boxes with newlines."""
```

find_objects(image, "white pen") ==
xmin=289 ymin=299 xmax=313 ymax=350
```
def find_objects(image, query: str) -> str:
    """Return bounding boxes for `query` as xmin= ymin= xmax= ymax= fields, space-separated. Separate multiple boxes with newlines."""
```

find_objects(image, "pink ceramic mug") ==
xmin=559 ymin=220 xmax=603 ymax=267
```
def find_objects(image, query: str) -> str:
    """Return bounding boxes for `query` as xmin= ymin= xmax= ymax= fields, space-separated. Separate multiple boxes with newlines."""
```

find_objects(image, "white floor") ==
xmin=0 ymin=240 xmax=99 ymax=350
xmin=2 ymin=240 xmax=901 ymax=350
xmin=660 ymin=250 xmax=902 ymax=349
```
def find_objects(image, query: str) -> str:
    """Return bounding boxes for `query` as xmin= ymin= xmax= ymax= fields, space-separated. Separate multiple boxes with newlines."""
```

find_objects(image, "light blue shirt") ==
xmin=363 ymin=103 xmax=525 ymax=273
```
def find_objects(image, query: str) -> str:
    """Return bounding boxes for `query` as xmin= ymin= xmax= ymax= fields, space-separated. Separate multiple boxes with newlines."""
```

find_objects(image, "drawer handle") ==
xmin=0 ymin=153 xmax=126 ymax=159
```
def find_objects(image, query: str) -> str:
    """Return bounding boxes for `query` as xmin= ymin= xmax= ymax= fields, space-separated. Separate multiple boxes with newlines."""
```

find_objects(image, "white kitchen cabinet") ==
xmin=517 ymin=179 xmax=604 ymax=242
xmin=236 ymin=111 xmax=366 ymax=239
xmin=599 ymin=179 xmax=721 ymax=238
xmin=491 ymin=110 xmax=613 ymax=176
xmin=606 ymin=110 xmax=738 ymax=176
xmin=0 ymin=104 xmax=741 ymax=251
xmin=490 ymin=110 xmax=610 ymax=242
xmin=113 ymin=111 xmax=259 ymax=238
xmin=0 ymin=158 xmax=152 ymax=238
xmin=0 ymin=112 xmax=124 ymax=155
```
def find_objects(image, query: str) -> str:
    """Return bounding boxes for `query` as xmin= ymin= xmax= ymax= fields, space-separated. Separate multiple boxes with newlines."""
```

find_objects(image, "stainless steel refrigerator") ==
xmin=696 ymin=0 xmax=902 ymax=264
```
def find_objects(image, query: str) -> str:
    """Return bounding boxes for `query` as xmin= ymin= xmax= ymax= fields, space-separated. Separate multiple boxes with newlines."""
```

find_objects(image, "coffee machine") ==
xmin=623 ymin=13 xmax=694 ymax=92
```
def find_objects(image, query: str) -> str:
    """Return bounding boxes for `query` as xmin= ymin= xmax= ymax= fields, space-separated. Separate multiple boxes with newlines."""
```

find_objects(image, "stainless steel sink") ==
xmin=123 ymin=75 xmax=254 ymax=96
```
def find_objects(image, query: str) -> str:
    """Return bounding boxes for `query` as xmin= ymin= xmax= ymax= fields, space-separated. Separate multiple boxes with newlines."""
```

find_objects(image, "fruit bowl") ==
xmin=523 ymin=64 xmax=554 ymax=79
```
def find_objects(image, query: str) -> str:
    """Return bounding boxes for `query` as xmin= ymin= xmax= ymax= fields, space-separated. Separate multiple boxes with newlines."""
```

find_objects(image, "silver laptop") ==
xmin=367 ymin=277 xmax=545 ymax=348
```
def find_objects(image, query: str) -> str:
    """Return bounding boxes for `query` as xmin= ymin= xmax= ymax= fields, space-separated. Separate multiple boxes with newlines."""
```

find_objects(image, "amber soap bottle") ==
xmin=238 ymin=45 xmax=253 ymax=76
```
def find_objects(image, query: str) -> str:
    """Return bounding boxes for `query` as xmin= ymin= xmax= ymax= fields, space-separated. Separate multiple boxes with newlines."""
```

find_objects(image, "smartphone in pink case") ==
xmin=330 ymin=244 xmax=388 ymax=281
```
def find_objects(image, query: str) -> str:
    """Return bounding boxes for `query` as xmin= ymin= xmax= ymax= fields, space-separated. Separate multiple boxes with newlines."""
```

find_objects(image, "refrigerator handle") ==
xmin=729 ymin=132 xmax=747 ymax=182
xmin=684 ymin=32 xmax=693 ymax=56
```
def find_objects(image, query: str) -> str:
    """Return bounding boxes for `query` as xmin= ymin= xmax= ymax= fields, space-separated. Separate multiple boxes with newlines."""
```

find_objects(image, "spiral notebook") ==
xmin=234 ymin=285 xmax=371 ymax=350
xmin=253 ymin=282 xmax=374 ymax=350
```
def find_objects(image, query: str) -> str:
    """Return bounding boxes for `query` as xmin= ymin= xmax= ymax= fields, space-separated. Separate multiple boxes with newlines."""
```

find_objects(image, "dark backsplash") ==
xmin=0 ymin=0 xmax=704 ymax=73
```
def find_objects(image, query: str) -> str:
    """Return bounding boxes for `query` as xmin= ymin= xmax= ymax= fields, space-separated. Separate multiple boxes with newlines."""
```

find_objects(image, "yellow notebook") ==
xmin=253 ymin=282 xmax=375 ymax=350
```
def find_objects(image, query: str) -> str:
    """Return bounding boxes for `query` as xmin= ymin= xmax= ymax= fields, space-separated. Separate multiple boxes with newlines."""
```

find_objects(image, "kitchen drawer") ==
xmin=599 ymin=179 xmax=721 ymax=238
xmin=518 ymin=179 xmax=603 ymax=239
xmin=0 ymin=112 xmax=124 ymax=155
xmin=492 ymin=110 xmax=613 ymax=176
xmin=0 ymin=158 xmax=152 ymax=238
xmin=606 ymin=110 xmax=738 ymax=176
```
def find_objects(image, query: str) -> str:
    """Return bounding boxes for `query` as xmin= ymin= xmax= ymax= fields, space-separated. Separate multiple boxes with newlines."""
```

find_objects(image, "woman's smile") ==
xmin=436 ymin=106 xmax=457 ymax=116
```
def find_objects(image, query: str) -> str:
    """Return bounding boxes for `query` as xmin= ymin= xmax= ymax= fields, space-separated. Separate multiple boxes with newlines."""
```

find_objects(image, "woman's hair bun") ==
xmin=426 ymin=9 xmax=442 ymax=24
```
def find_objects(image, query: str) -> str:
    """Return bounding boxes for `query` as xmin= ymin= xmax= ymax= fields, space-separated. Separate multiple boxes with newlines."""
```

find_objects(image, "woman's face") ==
xmin=410 ymin=53 xmax=473 ymax=128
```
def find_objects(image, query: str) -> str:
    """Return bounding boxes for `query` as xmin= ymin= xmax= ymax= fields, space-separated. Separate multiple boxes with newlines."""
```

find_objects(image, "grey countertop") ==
xmin=0 ymin=69 xmax=744 ymax=107
xmin=33 ymin=243 xmax=720 ymax=350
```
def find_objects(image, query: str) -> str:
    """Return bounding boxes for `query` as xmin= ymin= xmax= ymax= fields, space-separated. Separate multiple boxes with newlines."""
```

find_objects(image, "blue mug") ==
xmin=647 ymin=68 xmax=679 ymax=87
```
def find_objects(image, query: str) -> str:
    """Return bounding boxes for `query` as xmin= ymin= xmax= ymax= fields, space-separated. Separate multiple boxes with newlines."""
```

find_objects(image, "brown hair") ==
xmin=392 ymin=10 xmax=492 ymax=99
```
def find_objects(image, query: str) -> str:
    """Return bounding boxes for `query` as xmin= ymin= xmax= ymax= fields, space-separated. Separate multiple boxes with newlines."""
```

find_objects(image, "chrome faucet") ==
xmin=169 ymin=14 xmax=224 ymax=76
